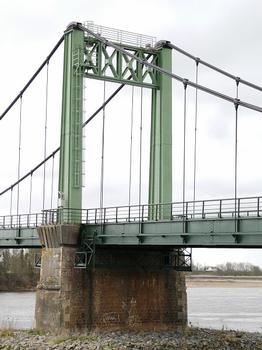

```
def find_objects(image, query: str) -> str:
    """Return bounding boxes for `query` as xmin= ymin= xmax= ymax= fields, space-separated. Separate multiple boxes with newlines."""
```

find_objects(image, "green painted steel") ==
xmin=0 ymin=228 xmax=40 ymax=248
xmin=57 ymin=26 xmax=161 ymax=224
xmin=3 ymin=216 xmax=262 ymax=248
xmin=81 ymin=217 xmax=262 ymax=248
xmin=57 ymin=27 xmax=170 ymax=227
xmin=149 ymin=45 xmax=172 ymax=219
xmin=83 ymin=38 xmax=158 ymax=88
xmin=58 ymin=24 xmax=85 ymax=212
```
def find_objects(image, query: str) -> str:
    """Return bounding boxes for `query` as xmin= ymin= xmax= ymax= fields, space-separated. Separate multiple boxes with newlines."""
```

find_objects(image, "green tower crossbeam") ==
xmin=82 ymin=38 xmax=158 ymax=88
xmin=58 ymin=23 xmax=85 ymax=215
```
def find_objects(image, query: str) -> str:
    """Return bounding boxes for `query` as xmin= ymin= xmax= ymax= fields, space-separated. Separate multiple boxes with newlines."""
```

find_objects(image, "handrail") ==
xmin=0 ymin=195 xmax=262 ymax=229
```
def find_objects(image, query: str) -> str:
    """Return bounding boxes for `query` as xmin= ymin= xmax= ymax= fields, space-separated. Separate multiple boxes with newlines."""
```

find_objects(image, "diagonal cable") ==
xmin=0 ymin=35 xmax=64 ymax=121
xmin=0 ymin=82 xmax=126 ymax=197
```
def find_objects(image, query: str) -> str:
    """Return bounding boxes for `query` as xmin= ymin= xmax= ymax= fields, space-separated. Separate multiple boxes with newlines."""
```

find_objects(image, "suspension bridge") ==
xmin=1 ymin=21 xmax=262 ymax=331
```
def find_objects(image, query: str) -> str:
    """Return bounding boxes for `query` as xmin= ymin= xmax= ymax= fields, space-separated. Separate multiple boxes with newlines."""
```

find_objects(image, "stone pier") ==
xmin=35 ymin=225 xmax=187 ymax=332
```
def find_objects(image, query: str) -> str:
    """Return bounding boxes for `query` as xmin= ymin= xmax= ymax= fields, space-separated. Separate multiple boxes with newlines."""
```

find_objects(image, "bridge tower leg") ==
xmin=35 ymin=23 xmax=87 ymax=332
xmin=147 ymin=42 xmax=187 ymax=326
xmin=149 ymin=42 xmax=172 ymax=210
xmin=58 ymin=23 xmax=84 ymax=212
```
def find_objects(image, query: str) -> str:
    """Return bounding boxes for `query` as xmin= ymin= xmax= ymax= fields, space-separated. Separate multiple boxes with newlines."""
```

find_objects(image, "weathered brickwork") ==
xmin=35 ymin=226 xmax=187 ymax=332
xmin=87 ymin=248 xmax=187 ymax=331
xmin=35 ymin=246 xmax=89 ymax=331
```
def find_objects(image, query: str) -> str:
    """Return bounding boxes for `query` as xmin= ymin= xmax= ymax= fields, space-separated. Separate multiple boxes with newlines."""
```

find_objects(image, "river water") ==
xmin=0 ymin=288 xmax=262 ymax=332
xmin=187 ymin=287 xmax=262 ymax=333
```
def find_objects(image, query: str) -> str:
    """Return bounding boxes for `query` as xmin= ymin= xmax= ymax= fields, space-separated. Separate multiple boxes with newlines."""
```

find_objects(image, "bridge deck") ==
xmin=1 ymin=196 xmax=262 ymax=248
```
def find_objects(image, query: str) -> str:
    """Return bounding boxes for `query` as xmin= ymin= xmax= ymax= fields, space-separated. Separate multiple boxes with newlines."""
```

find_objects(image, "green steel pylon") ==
xmin=149 ymin=44 xmax=172 ymax=219
xmin=58 ymin=23 xmax=172 ymax=222
xmin=58 ymin=23 xmax=84 ymax=213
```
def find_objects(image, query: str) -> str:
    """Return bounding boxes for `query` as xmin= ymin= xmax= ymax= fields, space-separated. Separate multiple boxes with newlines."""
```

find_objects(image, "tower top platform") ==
xmin=83 ymin=21 xmax=156 ymax=48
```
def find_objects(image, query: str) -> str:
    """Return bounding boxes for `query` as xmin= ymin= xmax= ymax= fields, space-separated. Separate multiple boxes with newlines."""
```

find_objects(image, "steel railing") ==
xmin=1 ymin=196 xmax=262 ymax=229
xmin=83 ymin=21 xmax=156 ymax=48
xmin=0 ymin=212 xmax=45 ymax=229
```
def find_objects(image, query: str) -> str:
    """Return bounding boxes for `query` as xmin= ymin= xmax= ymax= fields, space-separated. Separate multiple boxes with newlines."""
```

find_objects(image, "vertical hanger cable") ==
xmin=42 ymin=61 xmax=49 ymax=211
xmin=234 ymin=78 xmax=240 ymax=232
xmin=193 ymin=61 xmax=199 ymax=215
xmin=183 ymin=80 xmax=188 ymax=229
xmin=29 ymin=173 xmax=33 ymax=215
xmin=128 ymin=86 xmax=134 ymax=207
xmin=50 ymin=155 xmax=55 ymax=209
xmin=139 ymin=87 xmax=143 ymax=228
xmin=100 ymin=81 xmax=106 ymax=219
xmin=17 ymin=96 xmax=23 ymax=216
xmin=10 ymin=187 xmax=13 ymax=216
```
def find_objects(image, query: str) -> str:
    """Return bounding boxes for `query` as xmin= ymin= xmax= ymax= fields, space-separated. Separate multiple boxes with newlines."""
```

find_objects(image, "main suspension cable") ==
xmin=168 ymin=42 xmax=262 ymax=93
xmin=80 ymin=25 xmax=262 ymax=113
xmin=0 ymin=83 xmax=126 ymax=198
xmin=0 ymin=35 xmax=64 ymax=121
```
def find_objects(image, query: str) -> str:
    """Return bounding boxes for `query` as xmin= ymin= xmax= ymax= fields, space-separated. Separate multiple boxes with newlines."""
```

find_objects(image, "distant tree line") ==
xmin=0 ymin=249 xmax=40 ymax=291
xmin=192 ymin=261 xmax=262 ymax=276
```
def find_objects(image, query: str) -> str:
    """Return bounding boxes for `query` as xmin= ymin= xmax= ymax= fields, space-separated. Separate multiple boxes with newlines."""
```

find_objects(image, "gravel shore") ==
xmin=1 ymin=328 xmax=262 ymax=350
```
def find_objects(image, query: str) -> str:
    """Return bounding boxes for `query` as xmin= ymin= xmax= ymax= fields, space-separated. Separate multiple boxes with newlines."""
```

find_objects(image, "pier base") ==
xmin=35 ymin=225 xmax=187 ymax=332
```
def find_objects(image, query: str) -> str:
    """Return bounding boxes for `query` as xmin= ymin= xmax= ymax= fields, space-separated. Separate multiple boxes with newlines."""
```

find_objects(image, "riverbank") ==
xmin=186 ymin=275 xmax=262 ymax=288
xmin=0 ymin=288 xmax=36 ymax=292
xmin=2 ymin=275 xmax=262 ymax=292
xmin=0 ymin=328 xmax=262 ymax=349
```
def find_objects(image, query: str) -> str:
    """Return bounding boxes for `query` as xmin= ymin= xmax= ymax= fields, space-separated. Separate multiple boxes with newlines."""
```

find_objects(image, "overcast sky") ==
xmin=1 ymin=0 xmax=262 ymax=267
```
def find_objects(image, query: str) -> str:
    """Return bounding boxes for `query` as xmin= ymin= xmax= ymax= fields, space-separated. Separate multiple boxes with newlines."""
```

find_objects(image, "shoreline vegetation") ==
xmin=0 ymin=249 xmax=39 ymax=292
xmin=1 ymin=248 xmax=262 ymax=290
xmin=186 ymin=275 xmax=262 ymax=288
xmin=0 ymin=327 xmax=262 ymax=349
xmin=1 ymin=275 xmax=262 ymax=292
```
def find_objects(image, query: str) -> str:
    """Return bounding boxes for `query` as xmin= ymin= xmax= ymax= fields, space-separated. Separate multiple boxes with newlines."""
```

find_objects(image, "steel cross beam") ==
xmin=83 ymin=38 xmax=159 ymax=88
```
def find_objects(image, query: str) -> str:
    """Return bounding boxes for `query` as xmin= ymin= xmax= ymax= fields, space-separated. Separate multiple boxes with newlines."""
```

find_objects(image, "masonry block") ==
xmin=35 ymin=225 xmax=187 ymax=332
